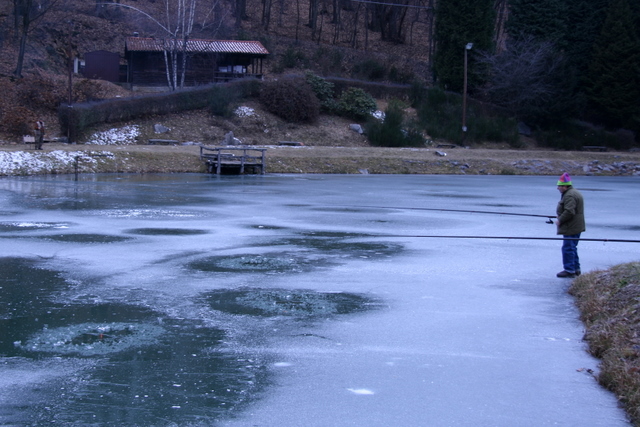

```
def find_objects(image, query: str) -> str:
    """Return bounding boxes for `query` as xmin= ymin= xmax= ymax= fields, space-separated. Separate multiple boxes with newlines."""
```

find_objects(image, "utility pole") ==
xmin=462 ymin=42 xmax=473 ymax=143
xmin=67 ymin=20 xmax=75 ymax=143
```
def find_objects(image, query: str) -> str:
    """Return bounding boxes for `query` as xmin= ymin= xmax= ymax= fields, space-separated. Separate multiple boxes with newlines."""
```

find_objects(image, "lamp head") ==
xmin=466 ymin=43 xmax=473 ymax=50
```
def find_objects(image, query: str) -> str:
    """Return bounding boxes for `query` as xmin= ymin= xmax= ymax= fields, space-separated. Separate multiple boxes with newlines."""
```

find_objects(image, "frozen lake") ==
xmin=1 ymin=173 xmax=638 ymax=426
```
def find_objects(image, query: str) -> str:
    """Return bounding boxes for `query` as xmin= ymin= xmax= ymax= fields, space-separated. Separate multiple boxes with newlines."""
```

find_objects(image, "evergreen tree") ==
xmin=585 ymin=0 xmax=640 ymax=128
xmin=507 ymin=0 xmax=569 ymax=48
xmin=563 ymin=0 xmax=608 ymax=83
xmin=433 ymin=0 xmax=494 ymax=92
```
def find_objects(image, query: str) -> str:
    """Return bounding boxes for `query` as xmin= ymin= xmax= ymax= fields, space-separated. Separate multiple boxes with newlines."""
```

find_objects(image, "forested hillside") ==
xmin=1 ymin=0 xmax=639 ymax=143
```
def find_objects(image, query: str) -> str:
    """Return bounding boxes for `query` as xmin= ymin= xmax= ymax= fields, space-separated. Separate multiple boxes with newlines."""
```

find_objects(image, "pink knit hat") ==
xmin=557 ymin=173 xmax=572 ymax=186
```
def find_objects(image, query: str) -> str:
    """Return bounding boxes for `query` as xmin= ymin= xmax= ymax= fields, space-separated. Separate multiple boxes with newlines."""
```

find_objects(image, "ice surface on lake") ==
xmin=1 ymin=173 xmax=638 ymax=427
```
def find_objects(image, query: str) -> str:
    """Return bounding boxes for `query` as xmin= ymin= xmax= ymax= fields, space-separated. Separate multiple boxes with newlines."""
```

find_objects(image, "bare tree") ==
xmin=235 ymin=0 xmax=247 ymax=28
xmin=262 ymin=0 xmax=273 ymax=29
xmin=367 ymin=0 xmax=409 ymax=43
xmin=308 ymin=0 xmax=319 ymax=30
xmin=13 ymin=0 xmax=59 ymax=78
xmin=493 ymin=0 xmax=509 ymax=52
xmin=101 ymin=0 xmax=227 ymax=90
xmin=476 ymin=35 xmax=574 ymax=124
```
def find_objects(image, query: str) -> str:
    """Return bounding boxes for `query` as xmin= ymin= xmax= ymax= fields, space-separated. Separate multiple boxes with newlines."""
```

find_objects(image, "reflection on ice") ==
xmin=0 ymin=221 xmax=70 ymax=231
xmin=203 ymin=288 xmax=383 ymax=318
xmin=189 ymin=253 xmax=325 ymax=274
xmin=91 ymin=208 xmax=200 ymax=218
xmin=267 ymin=234 xmax=402 ymax=258
xmin=21 ymin=322 xmax=165 ymax=356
xmin=125 ymin=227 xmax=209 ymax=236
xmin=34 ymin=317 xmax=269 ymax=426
xmin=1 ymin=259 xmax=270 ymax=425
xmin=41 ymin=233 xmax=132 ymax=243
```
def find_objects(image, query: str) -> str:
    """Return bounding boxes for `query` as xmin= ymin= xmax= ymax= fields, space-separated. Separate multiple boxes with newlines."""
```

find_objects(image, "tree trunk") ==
xmin=13 ymin=0 xmax=32 ymax=78
xmin=295 ymin=0 xmax=300 ymax=41
xmin=235 ymin=0 xmax=246 ymax=28
xmin=364 ymin=5 xmax=369 ymax=51
xmin=14 ymin=26 xmax=28 ymax=78
xmin=262 ymin=0 xmax=272 ymax=29
xmin=351 ymin=3 xmax=360 ymax=48
xmin=164 ymin=48 xmax=173 ymax=89
xmin=308 ymin=0 xmax=318 ymax=30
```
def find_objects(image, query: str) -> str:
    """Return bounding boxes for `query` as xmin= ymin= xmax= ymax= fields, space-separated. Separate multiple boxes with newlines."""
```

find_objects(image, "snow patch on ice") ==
xmin=347 ymin=388 xmax=375 ymax=395
xmin=0 ymin=150 xmax=114 ymax=176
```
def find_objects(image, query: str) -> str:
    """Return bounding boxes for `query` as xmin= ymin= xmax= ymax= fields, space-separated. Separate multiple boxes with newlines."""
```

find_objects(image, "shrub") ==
xmin=17 ymin=74 xmax=64 ymax=111
xmin=536 ymin=120 xmax=638 ymax=151
xmin=313 ymin=46 xmax=343 ymax=75
xmin=352 ymin=59 xmax=386 ymax=81
xmin=1 ymin=106 xmax=35 ymax=136
xmin=417 ymin=87 xmax=519 ymax=146
xmin=231 ymin=78 xmax=262 ymax=98
xmin=280 ymin=47 xmax=306 ymax=69
xmin=209 ymin=85 xmax=239 ymax=118
xmin=336 ymin=87 xmax=377 ymax=121
xmin=259 ymin=78 xmax=320 ymax=123
xmin=305 ymin=71 xmax=336 ymax=113
xmin=59 ymin=85 xmax=220 ymax=142
xmin=73 ymin=79 xmax=108 ymax=103
xmin=388 ymin=66 xmax=415 ymax=84
xmin=409 ymin=80 xmax=427 ymax=108
xmin=366 ymin=99 xmax=423 ymax=147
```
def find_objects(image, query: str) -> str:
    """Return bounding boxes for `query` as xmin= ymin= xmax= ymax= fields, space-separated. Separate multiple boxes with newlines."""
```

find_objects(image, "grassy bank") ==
xmin=570 ymin=263 xmax=640 ymax=425
xmin=2 ymin=143 xmax=640 ymax=176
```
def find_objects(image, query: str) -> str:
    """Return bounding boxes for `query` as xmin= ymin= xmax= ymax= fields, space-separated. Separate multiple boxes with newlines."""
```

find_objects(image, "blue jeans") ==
xmin=561 ymin=234 xmax=581 ymax=273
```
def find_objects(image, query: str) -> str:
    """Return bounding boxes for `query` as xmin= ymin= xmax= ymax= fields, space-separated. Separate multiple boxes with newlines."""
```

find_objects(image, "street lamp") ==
xmin=462 ymin=42 xmax=473 ymax=143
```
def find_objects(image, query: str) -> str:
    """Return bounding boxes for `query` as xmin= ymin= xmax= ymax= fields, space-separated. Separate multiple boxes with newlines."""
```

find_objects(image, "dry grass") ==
xmin=570 ymin=263 xmax=640 ymax=425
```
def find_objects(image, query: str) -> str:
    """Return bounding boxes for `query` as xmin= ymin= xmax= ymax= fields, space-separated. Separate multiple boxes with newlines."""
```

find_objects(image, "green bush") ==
xmin=305 ymin=71 xmax=334 ymax=102
xmin=388 ymin=66 xmax=415 ymax=84
xmin=327 ymin=78 xmax=411 ymax=99
xmin=366 ymin=99 xmax=423 ymax=147
xmin=209 ymin=85 xmax=239 ymax=117
xmin=337 ymin=87 xmax=377 ymax=121
xmin=535 ymin=121 xmax=637 ymax=151
xmin=417 ymin=87 xmax=519 ymax=146
xmin=409 ymin=80 xmax=427 ymax=108
xmin=59 ymin=83 xmax=252 ymax=142
xmin=280 ymin=47 xmax=306 ymax=69
xmin=259 ymin=77 xmax=320 ymax=123
xmin=305 ymin=71 xmax=336 ymax=113
xmin=232 ymin=78 xmax=262 ymax=98
xmin=352 ymin=59 xmax=386 ymax=81
xmin=313 ymin=47 xmax=343 ymax=75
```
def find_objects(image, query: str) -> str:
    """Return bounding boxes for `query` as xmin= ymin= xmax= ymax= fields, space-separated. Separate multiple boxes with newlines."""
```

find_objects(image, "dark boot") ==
xmin=557 ymin=270 xmax=576 ymax=278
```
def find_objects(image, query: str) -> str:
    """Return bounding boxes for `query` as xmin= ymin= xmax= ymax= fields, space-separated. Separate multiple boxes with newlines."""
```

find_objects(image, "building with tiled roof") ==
xmin=124 ymin=36 xmax=269 ymax=87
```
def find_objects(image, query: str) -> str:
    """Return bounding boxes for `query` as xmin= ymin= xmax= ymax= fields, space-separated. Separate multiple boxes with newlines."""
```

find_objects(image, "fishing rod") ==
xmin=331 ymin=204 xmax=557 ymax=223
xmin=371 ymin=234 xmax=640 ymax=244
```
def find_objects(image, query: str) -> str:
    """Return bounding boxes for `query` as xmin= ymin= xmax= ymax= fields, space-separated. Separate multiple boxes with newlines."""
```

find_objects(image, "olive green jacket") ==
xmin=556 ymin=187 xmax=585 ymax=236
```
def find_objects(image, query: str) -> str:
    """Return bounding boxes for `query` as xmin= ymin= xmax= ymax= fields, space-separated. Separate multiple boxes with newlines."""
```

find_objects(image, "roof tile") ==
xmin=125 ymin=37 xmax=269 ymax=55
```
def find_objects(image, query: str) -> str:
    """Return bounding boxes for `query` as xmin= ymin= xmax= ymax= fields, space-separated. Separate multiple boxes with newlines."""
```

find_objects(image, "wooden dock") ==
xmin=200 ymin=146 xmax=267 ymax=175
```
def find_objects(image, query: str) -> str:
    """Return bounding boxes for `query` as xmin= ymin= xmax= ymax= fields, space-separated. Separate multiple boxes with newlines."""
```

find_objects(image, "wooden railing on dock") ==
xmin=200 ymin=146 xmax=267 ymax=175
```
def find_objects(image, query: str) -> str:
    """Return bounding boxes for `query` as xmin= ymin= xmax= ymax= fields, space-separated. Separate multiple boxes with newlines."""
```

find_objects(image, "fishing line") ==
xmin=369 ymin=235 xmax=640 ymax=244
xmin=328 ymin=204 xmax=557 ymax=222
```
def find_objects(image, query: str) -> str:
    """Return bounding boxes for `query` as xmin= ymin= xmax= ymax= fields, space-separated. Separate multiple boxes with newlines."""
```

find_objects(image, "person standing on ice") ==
xmin=555 ymin=172 xmax=585 ymax=278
